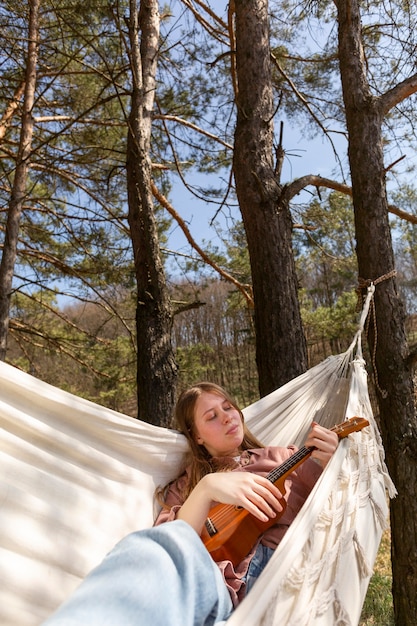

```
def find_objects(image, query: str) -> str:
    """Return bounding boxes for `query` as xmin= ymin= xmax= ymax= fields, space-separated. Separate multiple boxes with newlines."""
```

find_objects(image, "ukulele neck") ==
xmin=266 ymin=446 xmax=313 ymax=484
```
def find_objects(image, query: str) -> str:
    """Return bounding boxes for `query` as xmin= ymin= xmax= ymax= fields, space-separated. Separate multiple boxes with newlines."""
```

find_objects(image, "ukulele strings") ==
xmin=206 ymin=451 xmax=308 ymax=529
xmin=207 ymin=503 xmax=241 ymax=527
xmin=266 ymin=446 xmax=311 ymax=483
xmin=207 ymin=446 xmax=315 ymax=528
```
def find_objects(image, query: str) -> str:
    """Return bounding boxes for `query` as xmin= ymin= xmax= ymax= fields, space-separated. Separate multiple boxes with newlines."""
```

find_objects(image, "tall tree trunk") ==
xmin=233 ymin=0 xmax=307 ymax=396
xmin=336 ymin=0 xmax=417 ymax=622
xmin=126 ymin=0 xmax=177 ymax=425
xmin=0 ymin=0 xmax=39 ymax=361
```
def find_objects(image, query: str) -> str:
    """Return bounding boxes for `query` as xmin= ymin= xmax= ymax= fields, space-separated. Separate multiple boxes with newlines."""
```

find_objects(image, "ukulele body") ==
xmin=200 ymin=480 xmax=287 ymax=566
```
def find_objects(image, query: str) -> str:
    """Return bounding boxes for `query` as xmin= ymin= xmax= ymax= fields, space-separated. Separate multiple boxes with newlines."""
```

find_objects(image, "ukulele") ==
xmin=200 ymin=416 xmax=369 ymax=566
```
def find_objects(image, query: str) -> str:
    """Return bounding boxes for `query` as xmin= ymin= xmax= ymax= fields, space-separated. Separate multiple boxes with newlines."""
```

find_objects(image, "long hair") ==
xmin=157 ymin=382 xmax=264 ymax=504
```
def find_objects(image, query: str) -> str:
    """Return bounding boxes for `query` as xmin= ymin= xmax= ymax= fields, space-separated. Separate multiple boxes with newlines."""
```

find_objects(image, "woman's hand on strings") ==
xmin=177 ymin=471 xmax=283 ymax=533
xmin=203 ymin=471 xmax=284 ymax=522
xmin=304 ymin=422 xmax=339 ymax=468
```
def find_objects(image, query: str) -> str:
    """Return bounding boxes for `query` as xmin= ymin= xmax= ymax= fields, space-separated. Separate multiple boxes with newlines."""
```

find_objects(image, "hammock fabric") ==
xmin=0 ymin=287 xmax=395 ymax=626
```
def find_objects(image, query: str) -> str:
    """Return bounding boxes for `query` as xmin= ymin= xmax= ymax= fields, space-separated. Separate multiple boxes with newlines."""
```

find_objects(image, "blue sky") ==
xmin=164 ymin=121 xmax=349 ymax=261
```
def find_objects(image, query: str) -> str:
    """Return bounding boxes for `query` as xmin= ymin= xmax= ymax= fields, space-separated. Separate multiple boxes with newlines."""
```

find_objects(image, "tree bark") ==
xmin=0 ymin=0 xmax=39 ymax=361
xmin=233 ymin=0 xmax=308 ymax=396
xmin=126 ymin=0 xmax=177 ymax=425
xmin=336 ymin=0 xmax=417 ymax=622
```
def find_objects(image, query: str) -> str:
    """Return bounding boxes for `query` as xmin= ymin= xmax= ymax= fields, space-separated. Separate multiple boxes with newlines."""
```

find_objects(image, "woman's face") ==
xmin=192 ymin=391 xmax=244 ymax=458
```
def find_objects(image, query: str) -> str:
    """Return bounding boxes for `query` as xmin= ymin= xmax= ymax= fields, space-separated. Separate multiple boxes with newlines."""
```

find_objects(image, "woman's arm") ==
xmin=177 ymin=471 xmax=284 ymax=534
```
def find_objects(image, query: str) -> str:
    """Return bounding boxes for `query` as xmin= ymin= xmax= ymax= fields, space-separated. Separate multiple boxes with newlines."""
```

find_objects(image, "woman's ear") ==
xmin=191 ymin=424 xmax=203 ymax=445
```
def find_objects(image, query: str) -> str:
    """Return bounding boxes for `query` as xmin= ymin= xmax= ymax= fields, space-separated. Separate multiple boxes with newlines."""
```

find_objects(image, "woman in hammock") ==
xmin=42 ymin=382 xmax=338 ymax=626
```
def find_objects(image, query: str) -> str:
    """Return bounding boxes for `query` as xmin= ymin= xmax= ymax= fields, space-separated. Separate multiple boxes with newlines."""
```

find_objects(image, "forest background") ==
xmin=1 ymin=0 xmax=417 ymax=624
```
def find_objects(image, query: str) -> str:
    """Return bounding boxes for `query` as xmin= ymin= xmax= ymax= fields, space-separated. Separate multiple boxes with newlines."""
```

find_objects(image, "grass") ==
xmin=359 ymin=527 xmax=394 ymax=625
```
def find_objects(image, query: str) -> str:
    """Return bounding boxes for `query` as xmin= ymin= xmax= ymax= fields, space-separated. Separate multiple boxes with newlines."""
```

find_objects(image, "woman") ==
xmin=154 ymin=382 xmax=338 ymax=607
xmin=42 ymin=382 xmax=338 ymax=626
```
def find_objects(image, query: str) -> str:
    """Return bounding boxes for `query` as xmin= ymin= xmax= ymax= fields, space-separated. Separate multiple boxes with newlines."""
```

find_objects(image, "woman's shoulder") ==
xmin=158 ymin=465 xmax=192 ymax=508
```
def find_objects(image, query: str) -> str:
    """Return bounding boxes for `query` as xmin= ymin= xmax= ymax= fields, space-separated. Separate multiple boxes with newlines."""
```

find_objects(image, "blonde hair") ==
xmin=157 ymin=382 xmax=264 ymax=503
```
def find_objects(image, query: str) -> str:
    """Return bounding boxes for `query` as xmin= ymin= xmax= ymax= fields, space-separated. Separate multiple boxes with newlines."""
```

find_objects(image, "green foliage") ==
xmin=292 ymin=192 xmax=359 ymax=354
xmin=176 ymin=343 xmax=216 ymax=390
xmin=360 ymin=529 xmax=394 ymax=625
xmin=389 ymin=184 xmax=417 ymax=314
xmin=361 ymin=573 xmax=394 ymax=625
xmin=300 ymin=288 xmax=358 ymax=357
xmin=295 ymin=192 xmax=357 ymax=293
xmin=0 ymin=0 xmax=233 ymax=361
xmin=8 ymin=291 xmax=138 ymax=414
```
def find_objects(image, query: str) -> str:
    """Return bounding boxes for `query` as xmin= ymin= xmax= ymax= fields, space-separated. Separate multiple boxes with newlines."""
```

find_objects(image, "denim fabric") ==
xmin=42 ymin=520 xmax=233 ymax=626
xmin=243 ymin=543 xmax=275 ymax=595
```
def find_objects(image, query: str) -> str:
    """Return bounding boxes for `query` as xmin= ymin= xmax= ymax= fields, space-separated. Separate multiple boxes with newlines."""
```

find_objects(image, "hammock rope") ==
xmin=0 ymin=287 xmax=395 ymax=626
xmin=356 ymin=271 xmax=397 ymax=398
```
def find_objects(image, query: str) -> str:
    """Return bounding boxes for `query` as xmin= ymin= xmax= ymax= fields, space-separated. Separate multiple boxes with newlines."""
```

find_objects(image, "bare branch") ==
xmin=30 ymin=162 xmax=130 ymax=234
xmin=9 ymin=318 xmax=115 ymax=378
xmin=0 ymin=81 xmax=25 ymax=141
xmin=380 ymin=73 xmax=417 ymax=116
xmin=270 ymin=51 xmax=342 ymax=167
xmin=153 ymin=113 xmax=233 ymax=150
xmin=172 ymin=299 xmax=206 ymax=315
xmin=151 ymin=181 xmax=254 ymax=306
xmin=179 ymin=0 xmax=228 ymax=43
xmin=285 ymin=174 xmax=417 ymax=224
xmin=17 ymin=247 xmax=136 ymax=347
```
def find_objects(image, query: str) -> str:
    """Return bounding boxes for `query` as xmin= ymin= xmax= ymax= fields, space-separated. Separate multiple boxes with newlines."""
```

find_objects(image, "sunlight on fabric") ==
xmin=0 ymin=316 xmax=394 ymax=625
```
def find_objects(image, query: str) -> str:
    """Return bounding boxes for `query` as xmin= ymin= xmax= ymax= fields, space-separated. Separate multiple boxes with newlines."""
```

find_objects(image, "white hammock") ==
xmin=0 ymin=286 xmax=395 ymax=626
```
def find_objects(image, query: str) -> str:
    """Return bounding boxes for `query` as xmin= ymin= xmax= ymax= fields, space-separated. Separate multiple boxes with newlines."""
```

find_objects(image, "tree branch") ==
xmin=270 ymin=51 xmax=341 ymax=167
xmin=284 ymin=174 xmax=417 ymax=224
xmin=151 ymin=181 xmax=254 ymax=306
xmin=153 ymin=113 xmax=233 ymax=150
xmin=179 ymin=0 xmax=228 ymax=42
xmin=0 ymin=80 xmax=25 ymax=141
xmin=380 ymin=73 xmax=417 ymax=116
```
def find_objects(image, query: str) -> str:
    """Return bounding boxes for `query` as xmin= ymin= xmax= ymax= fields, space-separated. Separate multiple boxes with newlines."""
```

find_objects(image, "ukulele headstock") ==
xmin=332 ymin=416 xmax=369 ymax=439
